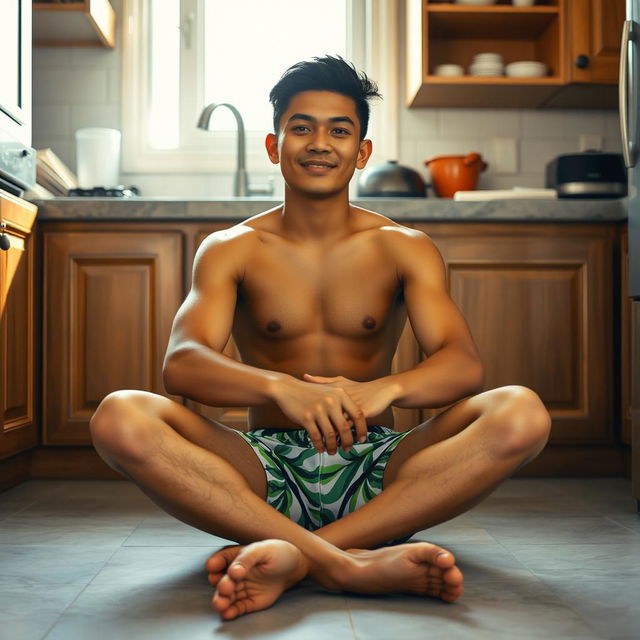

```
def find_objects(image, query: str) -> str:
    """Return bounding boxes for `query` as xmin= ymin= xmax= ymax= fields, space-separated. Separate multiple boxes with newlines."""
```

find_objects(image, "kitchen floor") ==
xmin=0 ymin=477 xmax=638 ymax=640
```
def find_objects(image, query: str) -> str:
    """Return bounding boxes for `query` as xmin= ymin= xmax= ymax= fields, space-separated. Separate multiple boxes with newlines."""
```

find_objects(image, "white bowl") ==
xmin=505 ymin=61 xmax=547 ymax=78
xmin=469 ymin=63 xmax=504 ymax=75
xmin=456 ymin=0 xmax=497 ymax=5
xmin=473 ymin=53 xmax=504 ymax=64
xmin=435 ymin=64 xmax=465 ymax=77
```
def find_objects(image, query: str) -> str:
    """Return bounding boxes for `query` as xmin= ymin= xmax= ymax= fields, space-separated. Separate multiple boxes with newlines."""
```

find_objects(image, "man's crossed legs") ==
xmin=89 ymin=386 xmax=551 ymax=620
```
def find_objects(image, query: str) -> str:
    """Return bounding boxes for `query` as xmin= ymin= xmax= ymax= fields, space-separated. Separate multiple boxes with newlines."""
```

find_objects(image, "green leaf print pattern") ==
xmin=242 ymin=426 xmax=412 ymax=531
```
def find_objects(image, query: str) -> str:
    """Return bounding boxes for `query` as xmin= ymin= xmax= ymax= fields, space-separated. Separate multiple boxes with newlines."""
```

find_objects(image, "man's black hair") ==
xmin=268 ymin=55 xmax=381 ymax=140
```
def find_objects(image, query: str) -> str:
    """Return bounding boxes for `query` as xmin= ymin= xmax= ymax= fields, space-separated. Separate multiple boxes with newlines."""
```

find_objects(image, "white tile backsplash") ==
xmin=31 ymin=0 xmax=619 ymax=197
xmin=70 ymin=105 xmax=121 ymax=133
xmin=438 ymin=108 xmax=521 ymax=139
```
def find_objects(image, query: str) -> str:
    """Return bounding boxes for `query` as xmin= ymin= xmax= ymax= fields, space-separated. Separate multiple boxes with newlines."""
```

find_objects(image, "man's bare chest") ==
xmin=236 ymin=239 xmax=402 ymax=340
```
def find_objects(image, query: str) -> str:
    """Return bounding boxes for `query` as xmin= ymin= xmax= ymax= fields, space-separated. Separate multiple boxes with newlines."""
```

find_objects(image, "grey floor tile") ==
xmin=0 ymin=545 xmax=116 ymax=586
xmin=443 ymin=543 xmax=538 ymax=584
xmin=346 ymin=579 xmax=600 ymax=639
xmin=467 ymin=514 xmax=640 ymax=546
xmin=1 ymin=477 xmax=638 ymax=639
xmin=0 ymin=515 xmax=138 ymax=546
xmin=124 ymin=514 xmax=235 ymax=547
xmin=540 ymin=577 xmax=640 ymax=640
xmin=549 ymin=478 xmax=637 ymax=515
xmin=605 ymin=513 xmax=640 ymax=534
xmin=0 ymin=481 xmax=68 ymax=520
xmin=43 ymin=581 xmax=355 ymax=640
xmin=412 ymin=515 xmax=498 ymax=545
xmin=0 ymin=583 xmax=86 ymax=640
xmin=506 ymin=543 xmax=640 ymax=581
xmin=91 ymin=546 xmax=213 ymax=587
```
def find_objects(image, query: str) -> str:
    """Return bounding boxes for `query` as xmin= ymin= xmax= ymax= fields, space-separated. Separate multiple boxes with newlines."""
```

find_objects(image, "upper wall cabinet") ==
xmin=33 ymin=0 xmax=116 ymax=48
xmin=406 ymin=0 xmax=624 ymax=109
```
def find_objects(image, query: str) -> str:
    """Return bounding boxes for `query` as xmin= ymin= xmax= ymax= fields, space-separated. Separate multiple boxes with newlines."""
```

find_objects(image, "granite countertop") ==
xmin=33 ymin=196 xmax=628 ymax=222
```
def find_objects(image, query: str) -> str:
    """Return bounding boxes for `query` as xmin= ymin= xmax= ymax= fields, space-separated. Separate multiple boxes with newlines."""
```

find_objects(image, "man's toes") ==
xmin=443 ymin=565 xmax=464 ymax=587
xmin=206 ymin=546 xmax=241 ymax=571
xmin=215 ymin=573 xmax=239 ymax=597
xmin=207 ymin=571 xmax=225 ymax=587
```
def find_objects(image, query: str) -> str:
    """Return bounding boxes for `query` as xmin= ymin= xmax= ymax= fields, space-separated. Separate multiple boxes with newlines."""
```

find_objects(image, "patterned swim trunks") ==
xmin=235 ymin=425 xmax=415 ymax=545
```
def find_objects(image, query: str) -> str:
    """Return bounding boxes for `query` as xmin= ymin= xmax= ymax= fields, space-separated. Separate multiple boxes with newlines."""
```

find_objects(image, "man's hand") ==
xmin=303 ymin=374 xmax=401 ymax=424
xmin=271 ymin=376 xmax=368 ymax=454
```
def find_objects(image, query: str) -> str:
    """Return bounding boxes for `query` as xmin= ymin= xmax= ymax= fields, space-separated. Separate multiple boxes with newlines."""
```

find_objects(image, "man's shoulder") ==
xmin=351 ymin=206 xmax=433 ymax=249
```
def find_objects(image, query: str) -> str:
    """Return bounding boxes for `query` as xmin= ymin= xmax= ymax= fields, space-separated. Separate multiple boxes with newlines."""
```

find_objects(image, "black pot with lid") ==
xmin=357 ymin=160 xmax=428 ymax=198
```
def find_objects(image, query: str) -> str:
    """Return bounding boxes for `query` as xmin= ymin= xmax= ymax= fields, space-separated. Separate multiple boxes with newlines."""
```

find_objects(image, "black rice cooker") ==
xmin=357 ymin=160 xmax=428 ymax=198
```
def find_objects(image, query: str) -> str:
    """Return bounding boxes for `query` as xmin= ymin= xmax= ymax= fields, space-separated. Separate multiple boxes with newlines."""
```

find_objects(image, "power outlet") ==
xmin=491 ymin=137 xmax=518 ymax=175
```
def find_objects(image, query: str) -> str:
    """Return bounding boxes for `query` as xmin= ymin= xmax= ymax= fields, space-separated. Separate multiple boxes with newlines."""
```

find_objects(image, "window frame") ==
xmin=121 ymin=0 xmax=398 ymax=175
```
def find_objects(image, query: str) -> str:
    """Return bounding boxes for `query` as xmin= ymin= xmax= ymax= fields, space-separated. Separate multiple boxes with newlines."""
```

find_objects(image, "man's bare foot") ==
xmin=343 ymin=542 xmax=463 ymax=603
xmin=205 ymin=544 xmax=244 ymax=588
xmin=208 ymin=540 xmax=308 ymax=621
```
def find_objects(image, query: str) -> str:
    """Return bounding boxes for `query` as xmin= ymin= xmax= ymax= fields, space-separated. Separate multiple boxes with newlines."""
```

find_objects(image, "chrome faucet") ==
xmin=197 ymin=102 xmax=273 ymax=197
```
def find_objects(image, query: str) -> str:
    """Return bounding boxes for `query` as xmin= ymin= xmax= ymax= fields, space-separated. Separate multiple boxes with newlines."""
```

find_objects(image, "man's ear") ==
xmin=356 ymin=139 xmax=373 ymax=170
xmin=265 ymin=133 xmax=280 ymax=164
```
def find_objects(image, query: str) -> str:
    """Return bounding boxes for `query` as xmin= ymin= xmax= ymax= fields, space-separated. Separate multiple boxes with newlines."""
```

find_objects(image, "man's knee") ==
xmin=486 ymin=385 xmax=551 ymax=459
xmin=90 ymin=390 xmax=158 ymax=464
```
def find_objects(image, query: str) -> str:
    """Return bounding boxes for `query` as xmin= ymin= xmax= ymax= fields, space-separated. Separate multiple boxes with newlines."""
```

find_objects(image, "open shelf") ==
xmin=427 ymin=6 xmax=559 ymax=39
xmin=410 ymin=75 xmax=565 ymax=108
xmin=406 ymin=0 xmax=566 ymax=106
xmin=33 ymin=0 xmax=116 ymax=48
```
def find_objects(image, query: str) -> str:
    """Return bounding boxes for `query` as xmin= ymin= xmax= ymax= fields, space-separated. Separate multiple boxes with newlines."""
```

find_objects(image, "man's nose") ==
xmin=306 ymin=129 xmax=331 ymax=152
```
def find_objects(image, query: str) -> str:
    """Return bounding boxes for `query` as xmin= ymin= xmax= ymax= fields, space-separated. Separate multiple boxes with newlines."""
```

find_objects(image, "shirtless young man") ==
xmin=89 ymin=56 xmax=551 ymax=621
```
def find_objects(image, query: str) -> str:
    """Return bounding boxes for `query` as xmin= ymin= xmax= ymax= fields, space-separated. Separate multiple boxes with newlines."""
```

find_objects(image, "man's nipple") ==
xmin=362 ymin=315 xmax=376 ymax=330
xmin=267 ymin=320 xmax=281 ymax=333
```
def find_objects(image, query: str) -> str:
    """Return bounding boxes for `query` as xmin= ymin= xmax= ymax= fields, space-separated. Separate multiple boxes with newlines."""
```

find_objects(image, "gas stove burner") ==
xmin=67 ymin=186 xmax=140 ymax=198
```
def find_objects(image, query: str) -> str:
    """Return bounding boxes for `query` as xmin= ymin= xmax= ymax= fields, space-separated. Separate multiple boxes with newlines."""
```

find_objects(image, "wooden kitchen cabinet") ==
xmin=41 ymin=226 xmax=183 ymax=445
xmin=566 ymin=0 xmax=624 ymax=84
xmin=32 ymin=0 xmax=116 ymax=48
xmin=32 ymin=217 xmax=625 ymax=477
xmin=407 ymin=0 xmax=624 ymax=108
xmin=412 ymin=222 xmax=619 ymax=473
xmin=0 ymin=191 xmax=37 ymax=460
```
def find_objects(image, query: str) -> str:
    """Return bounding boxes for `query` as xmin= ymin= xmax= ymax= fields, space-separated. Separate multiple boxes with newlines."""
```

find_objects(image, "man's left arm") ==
xmin=384 ymin=228 xmax=484 ymax=410
xmin=305 ymin=228 xmax=483 ymax=417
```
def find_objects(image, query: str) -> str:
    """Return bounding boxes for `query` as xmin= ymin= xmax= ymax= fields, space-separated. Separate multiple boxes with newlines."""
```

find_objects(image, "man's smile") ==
xmin=299 ymin=159 xmax=338 ymax=174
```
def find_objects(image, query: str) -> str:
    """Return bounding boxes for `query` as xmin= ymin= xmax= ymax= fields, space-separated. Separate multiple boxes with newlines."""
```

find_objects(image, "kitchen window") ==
xmin=122 ymin=0 xmax=400 ymax=176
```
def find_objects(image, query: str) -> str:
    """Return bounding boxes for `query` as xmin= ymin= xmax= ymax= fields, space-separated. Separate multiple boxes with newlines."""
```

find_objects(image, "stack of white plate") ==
xmin=505 ymin=61 xmax=548 ymax=78
xmin=434 ymin=64 xmax=465 ymax=77
xmin=468 ymin=52 xmax=504 ymax=77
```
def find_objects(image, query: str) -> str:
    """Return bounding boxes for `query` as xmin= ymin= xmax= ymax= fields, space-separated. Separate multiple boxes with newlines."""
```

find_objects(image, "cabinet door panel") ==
xmin=448 ymin=263 xmax=581 ymax=408
xmin=43 ymin=231 xmax=182 ymax=445
xmin=568 ymin=0 xmax=624 ymax=83
xmin=422 ymin=224 xmax=614 ymax=445
xmin=0 ymin=220 xmax=36 ymax=458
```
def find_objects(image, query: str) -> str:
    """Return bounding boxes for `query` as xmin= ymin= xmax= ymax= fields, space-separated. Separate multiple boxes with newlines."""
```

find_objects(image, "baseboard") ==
xmin=29 ymin=447 xmax=123 ymax=480
xmin=0 ymin=451 xmax=31 ymax=491
xmin=515 ymin=444 xmax=627 ymax=477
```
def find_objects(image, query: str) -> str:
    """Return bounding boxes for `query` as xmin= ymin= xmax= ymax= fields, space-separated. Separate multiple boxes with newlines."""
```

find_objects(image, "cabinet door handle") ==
xmin=619 ymin=20 xmax=637 ymax=169
xmin=575 ymin=54 xmax=590 ymax=69
xmin=0 ymin=223 xmax=10 ymax=251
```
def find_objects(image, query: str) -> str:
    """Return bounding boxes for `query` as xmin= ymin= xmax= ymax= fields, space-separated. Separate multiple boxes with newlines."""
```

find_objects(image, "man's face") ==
xmin=265 ymin=90 xmax=372 ymax=198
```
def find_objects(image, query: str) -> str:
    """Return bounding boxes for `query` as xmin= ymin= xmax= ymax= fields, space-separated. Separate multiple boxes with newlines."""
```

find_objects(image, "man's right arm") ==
xmin=162 ymin=226 xmax=368 ymax=452
xmin=162 ymin=227 xmax=283 ymax=407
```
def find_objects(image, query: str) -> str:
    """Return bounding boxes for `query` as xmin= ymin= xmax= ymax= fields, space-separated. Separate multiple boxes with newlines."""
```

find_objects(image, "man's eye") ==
xmin=292 ymin=125 xmax=310 ymax=132
xmin=333 ymin=128 xmax=350 ymax=136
